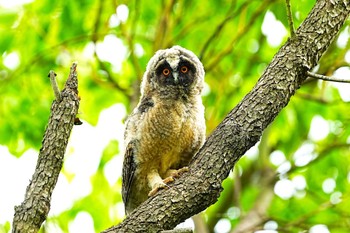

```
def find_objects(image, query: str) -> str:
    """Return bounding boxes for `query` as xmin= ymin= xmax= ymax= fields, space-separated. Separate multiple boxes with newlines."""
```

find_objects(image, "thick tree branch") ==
xmin=103 ymin=1 xmax=350 ymax=232
xmin=12 ymin=63 xmax=80 ymax=233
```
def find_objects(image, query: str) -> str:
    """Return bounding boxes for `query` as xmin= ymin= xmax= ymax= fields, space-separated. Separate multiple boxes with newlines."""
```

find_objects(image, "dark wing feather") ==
xmin=122 ymin=140 xmax=137 ymax=207
xmin=137 ymin=96 xmax=154 ymax=113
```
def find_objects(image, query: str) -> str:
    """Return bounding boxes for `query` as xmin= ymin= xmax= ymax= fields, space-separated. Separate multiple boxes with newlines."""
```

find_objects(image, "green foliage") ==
xmin=1 ymin=0 xmax=350 ymax=232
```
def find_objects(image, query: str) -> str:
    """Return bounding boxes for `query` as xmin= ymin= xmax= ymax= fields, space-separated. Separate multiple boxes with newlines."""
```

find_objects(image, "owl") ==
xmin=122 ymin=45 xmax=206 ymax=215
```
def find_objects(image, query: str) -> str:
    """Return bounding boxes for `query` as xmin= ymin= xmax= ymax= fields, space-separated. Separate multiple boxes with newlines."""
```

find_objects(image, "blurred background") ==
xmin=1 ymin=0 xmax=350 ymax=232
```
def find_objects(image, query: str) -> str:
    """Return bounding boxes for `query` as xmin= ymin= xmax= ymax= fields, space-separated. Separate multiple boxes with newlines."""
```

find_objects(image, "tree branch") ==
xmin=192 ymin=214 xmax=209 ymax=233
xmin=160 ymin=228 xmax=193 ymax=233
xmin=307 ymin=71 xmax=350 ymax=83
xmin=12 ymin=63 xmax=80 ymax=233
xmin=103 ymin=1 xmax=350 ymax=232
xmin=199 ymin=0 xmax=245 ymax=60
xmin=205 ymin=0 xmax=276 ymax=71
xmin=231 ymin=185 xmax=274 ymax=233
xmin=285 ymin=0 xmax=295 ymax=37
xmin=48 ymin=70 xmax=61 ymax=101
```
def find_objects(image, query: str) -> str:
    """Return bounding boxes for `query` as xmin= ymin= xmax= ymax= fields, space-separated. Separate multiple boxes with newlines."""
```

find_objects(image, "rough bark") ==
xmin=103 ymin=0 xmax=350 ymax=232
xmin=12 ymin=63 xmax=80 ymax=233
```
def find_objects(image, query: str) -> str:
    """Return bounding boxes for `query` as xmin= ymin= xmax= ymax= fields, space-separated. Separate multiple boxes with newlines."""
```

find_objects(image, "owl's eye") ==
xmin=162 ymin=68 xmax=170 ymax=76
xmin=180 ymin=66 xmax=188 ymax=74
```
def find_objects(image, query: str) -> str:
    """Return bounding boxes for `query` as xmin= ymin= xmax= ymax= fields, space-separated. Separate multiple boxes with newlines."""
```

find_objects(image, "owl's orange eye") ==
xmin=162 ymin=68 xmax=170 ymax=76
xmin=180 ymin=66 xmax=188 ymax=73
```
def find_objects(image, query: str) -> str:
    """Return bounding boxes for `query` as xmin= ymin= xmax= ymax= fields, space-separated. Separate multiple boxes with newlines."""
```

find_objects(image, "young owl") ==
xmin=122 ymin=45 xmax=206 ymax=215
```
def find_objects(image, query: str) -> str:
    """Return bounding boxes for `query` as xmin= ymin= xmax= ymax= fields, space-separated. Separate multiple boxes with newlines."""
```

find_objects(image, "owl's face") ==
xmin=141 ymin=46 xmax=205 ymax=98
xmin=154 ymin=55 xmax=196 ymax=88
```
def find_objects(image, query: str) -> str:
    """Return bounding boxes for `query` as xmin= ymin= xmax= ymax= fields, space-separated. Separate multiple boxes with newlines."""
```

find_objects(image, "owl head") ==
xmin=141 ymin=46 xmax=205 ymax=99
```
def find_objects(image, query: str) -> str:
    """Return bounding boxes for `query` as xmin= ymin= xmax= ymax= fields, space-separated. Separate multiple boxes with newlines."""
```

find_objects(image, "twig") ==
xmin=12 ymin=62 xmax=80 ymax=233
xmin=90 ymin=1 xmax=130 ymax=95
xmin=192 ymin=214 xmax=209 ymax=233
xmin=296 ymin=92 xmax=330 ymax=104
xmin=153 ymin=0 xmax=176 ymax=50
xmin=119 ymin=0 xmax=143 ymax=108
xmin=285 ymin=0 xmax=295 ymax=37
xmin=199 ymin=0 xmax=243 ymax=60
xmin=231 ymin=179 xmax=274 ymax=233
xmin=161 ymin=228 xmax=193 ymax=233
xmin=7 ymin=32 xmax=112 ymax=83
xmin=289 ymin=143 xmax=350 ymax=175
xmin=205 ymin=0 xmax=276 ymax=71
xmin=48 ymin=70 xmax=61 ymax=101
xmin=91 ymin=0 xmax=103 ymax=43
xmin=93 ymin=57 xmax=131 ymax=93
xmin=123 ymin=0 xmax=143 ymax=81
xmin=275 ymin=195 xmax=350 ymax=232
xmin=307 ymin=71 xmax=350 ymax=83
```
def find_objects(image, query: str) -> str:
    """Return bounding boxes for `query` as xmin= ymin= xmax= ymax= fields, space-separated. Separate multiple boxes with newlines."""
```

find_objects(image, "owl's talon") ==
xmin=148 ymin=183 xmax=167 ymax=197
xmin=148 ymin=187 xmax=160 ymax=197
xmin=176 ymin=166 xmax=189 ymax=177
xmin=148 ymin=177 xmax=175 ymax=197
xmin=166 ymin=167 xmax=189 ymax=179
xmin=163 ymin=176 xmax=175 ymax=184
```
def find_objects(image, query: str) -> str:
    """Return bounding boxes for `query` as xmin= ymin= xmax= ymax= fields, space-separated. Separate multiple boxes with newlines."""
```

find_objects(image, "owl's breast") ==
xmin=135 ymin=98 xmax=204 ymax=173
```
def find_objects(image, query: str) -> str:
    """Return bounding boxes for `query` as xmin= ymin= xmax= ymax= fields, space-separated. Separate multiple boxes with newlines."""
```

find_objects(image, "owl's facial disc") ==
xmin=154 ymin=56 xmax=196 ymax=90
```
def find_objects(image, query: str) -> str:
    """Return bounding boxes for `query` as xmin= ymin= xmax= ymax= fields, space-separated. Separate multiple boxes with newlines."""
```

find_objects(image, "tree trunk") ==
xmin=102 ymin=1 xmax=350 ymax=232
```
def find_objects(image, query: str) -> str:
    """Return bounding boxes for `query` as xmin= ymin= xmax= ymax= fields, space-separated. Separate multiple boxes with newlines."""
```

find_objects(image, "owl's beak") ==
xmin=173 ymin=72 xmax=179 ymax=84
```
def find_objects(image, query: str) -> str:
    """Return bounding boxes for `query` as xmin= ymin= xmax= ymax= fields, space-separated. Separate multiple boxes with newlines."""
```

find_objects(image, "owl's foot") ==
xmin=147 ymin=167 xmax=189 ymax=197
xmin=165 ymin=166 xmax=189 ymax=179
xmin=148 ymin=177 xmax=174 ymax=197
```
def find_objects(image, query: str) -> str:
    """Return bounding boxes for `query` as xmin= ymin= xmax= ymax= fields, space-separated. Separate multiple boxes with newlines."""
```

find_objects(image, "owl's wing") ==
xmin=122 ymin=140 xmax=137 ymax=206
